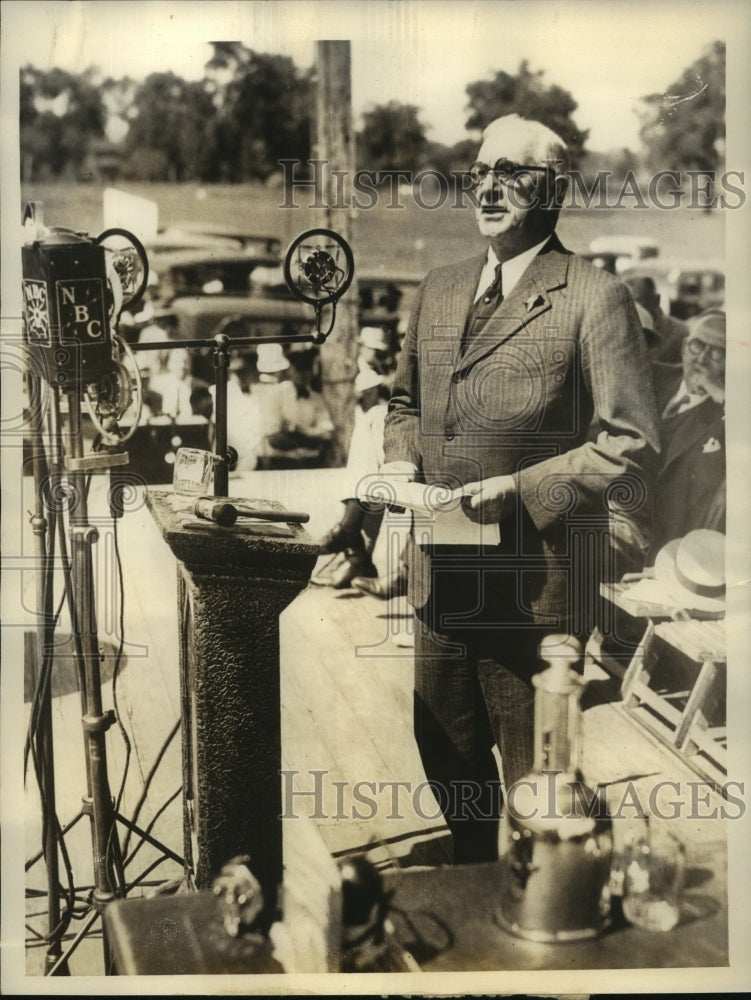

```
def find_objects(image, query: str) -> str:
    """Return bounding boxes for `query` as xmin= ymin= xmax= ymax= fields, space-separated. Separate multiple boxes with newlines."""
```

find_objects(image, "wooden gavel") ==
xmin=193 ymin=497 xmax=310 ymax=528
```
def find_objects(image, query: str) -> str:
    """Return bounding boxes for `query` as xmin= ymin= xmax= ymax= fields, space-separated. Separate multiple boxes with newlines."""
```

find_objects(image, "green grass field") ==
xmin=22 ymin=180 xmax=724 ymax=277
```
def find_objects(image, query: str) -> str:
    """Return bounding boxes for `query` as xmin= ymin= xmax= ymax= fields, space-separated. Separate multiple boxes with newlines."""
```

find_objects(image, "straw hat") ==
xmin=653 ymin=529 xmax=725 ymax=614
xmin=359 ymin=326 xmax=389 ymax=351
xmin=256 ymin=342 xmax=289 ymax=374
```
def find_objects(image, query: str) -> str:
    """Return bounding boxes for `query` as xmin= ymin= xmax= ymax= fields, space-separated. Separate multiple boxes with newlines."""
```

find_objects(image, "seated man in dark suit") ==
xmin=648 ymin=308 xmax=726 ymax=560
xmin=591 ymin=308 xmax=726 ymax=673
xmin=598 ymin=310 xmax=727 ymax=718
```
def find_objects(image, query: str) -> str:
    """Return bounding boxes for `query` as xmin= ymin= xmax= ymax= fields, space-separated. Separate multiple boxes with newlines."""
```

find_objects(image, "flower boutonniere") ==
xmin=524 ymin=293 xmax=545 ymax=312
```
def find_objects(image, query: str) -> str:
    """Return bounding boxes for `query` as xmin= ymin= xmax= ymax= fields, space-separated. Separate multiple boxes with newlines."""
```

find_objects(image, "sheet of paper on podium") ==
xmin=357 ymin=477 xmax=500 ymax=546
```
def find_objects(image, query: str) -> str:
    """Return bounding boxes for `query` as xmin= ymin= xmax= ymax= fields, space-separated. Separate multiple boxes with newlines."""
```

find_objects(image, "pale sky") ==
xmin=1 ymin=0 xmax=734 ymax=152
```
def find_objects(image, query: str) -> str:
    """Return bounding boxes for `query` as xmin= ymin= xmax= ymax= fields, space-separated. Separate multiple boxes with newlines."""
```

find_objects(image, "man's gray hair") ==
xmin=482 ymin=114 xmax=570 ymax=177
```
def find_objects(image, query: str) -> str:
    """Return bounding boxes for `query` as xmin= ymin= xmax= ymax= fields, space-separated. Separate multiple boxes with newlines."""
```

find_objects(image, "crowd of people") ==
xmin=121 ymin=297 xmax=336 ymax=473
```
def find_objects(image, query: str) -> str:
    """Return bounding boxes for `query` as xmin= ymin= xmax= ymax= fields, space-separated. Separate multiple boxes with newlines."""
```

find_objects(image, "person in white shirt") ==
xmin=234 ymin=343 xmax=294 ymax=471
xmin=150 ymin=348 xmax=208 ymax=422
xmin=261 ymin=346 xmax=336 ymax=468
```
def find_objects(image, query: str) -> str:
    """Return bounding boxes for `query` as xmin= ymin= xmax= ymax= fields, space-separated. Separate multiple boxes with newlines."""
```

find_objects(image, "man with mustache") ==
xmin=382 ymin=114 xmax=661 ymax=863
xmin=648 ymin=308 xmax=726 ymax=558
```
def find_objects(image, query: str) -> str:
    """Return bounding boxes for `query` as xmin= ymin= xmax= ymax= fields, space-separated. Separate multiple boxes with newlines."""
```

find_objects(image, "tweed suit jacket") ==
xmin=383 ymin=235 xmax=662 ymax=627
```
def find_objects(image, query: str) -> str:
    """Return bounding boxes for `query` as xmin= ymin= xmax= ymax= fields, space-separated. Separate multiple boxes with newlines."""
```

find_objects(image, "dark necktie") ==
xmin=663 ymin=393 xmax=691 ymax=419
xmin=463 ymin=263 xmax=503 ymax=347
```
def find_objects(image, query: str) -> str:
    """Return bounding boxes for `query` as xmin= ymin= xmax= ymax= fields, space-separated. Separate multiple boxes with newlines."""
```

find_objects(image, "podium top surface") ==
xmin=146 ymin=487 xmax=320 ymax=574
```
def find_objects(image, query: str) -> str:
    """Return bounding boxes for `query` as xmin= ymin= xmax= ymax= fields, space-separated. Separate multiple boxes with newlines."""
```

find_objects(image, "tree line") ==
xmin=20 ymin=40 xmax=724 ymax=186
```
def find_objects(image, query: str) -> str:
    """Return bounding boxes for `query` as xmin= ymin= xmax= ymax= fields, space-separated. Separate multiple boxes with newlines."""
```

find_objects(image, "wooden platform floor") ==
xmin=9 ymin=468 xmax=732 ymax=981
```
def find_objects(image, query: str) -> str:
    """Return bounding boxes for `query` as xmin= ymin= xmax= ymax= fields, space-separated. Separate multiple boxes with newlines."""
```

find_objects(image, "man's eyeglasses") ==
xmin=686 ymin=338 xmax=725 ymax=362
xmin=466 ymin=158 xmax=556 ymax=189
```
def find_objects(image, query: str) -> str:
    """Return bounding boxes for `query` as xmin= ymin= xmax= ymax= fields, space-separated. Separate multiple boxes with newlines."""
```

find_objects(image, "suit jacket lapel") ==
xmin=660 ymin=399 xmax=724 ymax=472
xmin=459 ymin=235 xmax=570 ymax=369
xmin=445 ymin=253 xmax=485 ymax=339
xmin=431 ymin=254 xmax=486 ymax=366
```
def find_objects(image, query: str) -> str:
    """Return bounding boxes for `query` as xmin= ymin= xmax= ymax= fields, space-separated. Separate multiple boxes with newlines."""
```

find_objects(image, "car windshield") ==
xmin=151 ymin=255 xmax=289 ymax=303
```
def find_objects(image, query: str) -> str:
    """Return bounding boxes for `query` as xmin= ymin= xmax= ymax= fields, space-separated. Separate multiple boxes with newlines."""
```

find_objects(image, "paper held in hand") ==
xmin=356 ymin=476 xmax=501 ymax=546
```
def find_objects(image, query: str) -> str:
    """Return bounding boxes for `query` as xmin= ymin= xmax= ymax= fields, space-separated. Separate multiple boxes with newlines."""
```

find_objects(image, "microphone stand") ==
xmin=63 ymin=386 xmax=126 ymax=924
xmin=26 ymin=372 xmax=185 ymax=975
xmin=26 ymin=368 xmax=68 ymax=974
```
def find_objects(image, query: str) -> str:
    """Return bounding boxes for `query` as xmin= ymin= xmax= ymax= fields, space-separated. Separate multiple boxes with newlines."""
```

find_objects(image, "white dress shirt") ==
xmin=474 ymin=237 xmax=551 ymax=302
xmin=663 ymin=379 xmax=710 ymax=418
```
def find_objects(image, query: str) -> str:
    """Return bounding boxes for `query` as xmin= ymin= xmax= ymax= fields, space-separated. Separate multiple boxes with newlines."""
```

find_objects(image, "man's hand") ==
xmin=692 ymin=371 xmax=725 ymax=405
xmin=461 ymin=475 xmax=517 ymax=523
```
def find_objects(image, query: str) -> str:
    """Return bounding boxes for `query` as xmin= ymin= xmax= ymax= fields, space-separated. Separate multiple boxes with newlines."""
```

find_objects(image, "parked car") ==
xmin=145 ymin=223 xmax=281 ymax=257
xmin=143 ymin=227 xmax=428 ymax=365
xmin=142 ymin=244 xmax=314 ymax=347
xmin=167 ymin=293 xmax=315 ymax=344
xmin=156 ymin=255 xmax=425 ymax=350
xmin=588 ymin=235 xmax=660 ymax=273
xmin=664 ymin=260 xmax=725 ymax=319
xmin=148 ymin=248 xmax=286 ymax=301
xmin=620 ymin=258 xmax=725 ymax=320
xmin=580 ymin=251 xmax=622 ymax=275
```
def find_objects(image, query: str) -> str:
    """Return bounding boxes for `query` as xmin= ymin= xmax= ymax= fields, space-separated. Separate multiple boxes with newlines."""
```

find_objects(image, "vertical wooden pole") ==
xmin=314 ymin=40 xmax=358 ymax=467
xmin=212 ymin=334 xmax=229 ymax=497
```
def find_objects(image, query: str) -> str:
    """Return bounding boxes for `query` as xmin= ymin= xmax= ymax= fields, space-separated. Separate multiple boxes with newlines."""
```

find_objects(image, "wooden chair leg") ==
xmin=675 ymin=659 xmax=722 ymax=750
xmin=620 ymin=619 xmax=656 ymax=706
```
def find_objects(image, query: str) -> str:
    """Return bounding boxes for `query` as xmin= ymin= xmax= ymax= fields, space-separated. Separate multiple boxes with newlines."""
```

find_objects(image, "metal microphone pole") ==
xmin=27 ymin=368 xmax=68 ymax=974
xmin=62 ymin=386 xmax=126 ymax=963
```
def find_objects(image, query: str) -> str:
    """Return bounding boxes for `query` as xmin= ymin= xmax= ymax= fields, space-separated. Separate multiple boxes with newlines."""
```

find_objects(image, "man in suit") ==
xmin=648 ymin=308 xmax=726 ymax=559
xmin=381 ymin=114 xmax=661 ymax=863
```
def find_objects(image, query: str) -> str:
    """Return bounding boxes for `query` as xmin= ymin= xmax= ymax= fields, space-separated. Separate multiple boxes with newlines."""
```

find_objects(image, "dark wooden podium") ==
xmin=145 ymin=489 xmax=319 ymax=918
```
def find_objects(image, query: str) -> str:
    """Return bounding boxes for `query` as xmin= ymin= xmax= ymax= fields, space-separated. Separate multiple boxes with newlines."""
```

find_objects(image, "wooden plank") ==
xmin=281 ymin=583 xmax=449 ymax=867
xmin=656 ymin=619 xmax=726 ymax=661
xmin=588 ymin=702 xmax=729 ymax=844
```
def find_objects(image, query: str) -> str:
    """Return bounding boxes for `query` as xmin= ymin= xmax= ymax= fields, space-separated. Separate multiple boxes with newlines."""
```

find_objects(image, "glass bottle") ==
xmin=621 ymin=817 xmax=685 ymax=932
